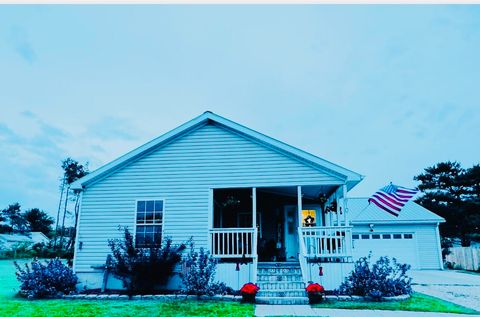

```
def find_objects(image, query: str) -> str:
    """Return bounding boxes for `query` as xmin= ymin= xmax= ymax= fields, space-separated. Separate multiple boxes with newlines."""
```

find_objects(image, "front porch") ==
xmin=208 ymin=185 xmax=353 ymax=285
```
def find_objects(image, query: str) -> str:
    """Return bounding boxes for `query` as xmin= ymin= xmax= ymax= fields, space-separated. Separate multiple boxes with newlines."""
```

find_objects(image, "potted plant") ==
xmin=239 ymin=283 xmax=260 ymax=303
xmin=305 ymin=283 xmax=325 ymax=304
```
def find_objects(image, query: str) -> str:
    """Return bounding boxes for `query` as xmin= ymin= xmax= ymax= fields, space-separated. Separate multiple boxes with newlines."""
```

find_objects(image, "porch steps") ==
xmin=256 ymin=262 xmax=308 ymax=305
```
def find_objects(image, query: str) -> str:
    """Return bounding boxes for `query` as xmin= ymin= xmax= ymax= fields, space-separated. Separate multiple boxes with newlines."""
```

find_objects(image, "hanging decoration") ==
xmin=326 ymin=200 xmax=337 ymax=213
xmin=222 ymin=195 xmax=241 ymax=208
xmin=235 ymin=253 xmax=249 ymax=271
xmin=319 ymin=265 xmax=324 ymax=276
xmin=316 ymin=193 xmax=327 ymax=213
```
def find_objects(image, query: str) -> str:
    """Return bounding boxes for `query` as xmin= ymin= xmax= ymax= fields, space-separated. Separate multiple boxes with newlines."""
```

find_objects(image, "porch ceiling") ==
xmin=258 ymin=185 xmax=338 ymax=200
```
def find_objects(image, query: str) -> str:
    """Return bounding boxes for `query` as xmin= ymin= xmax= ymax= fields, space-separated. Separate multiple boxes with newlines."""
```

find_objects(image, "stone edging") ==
xmin=62 ymin=294 xmax=241 ymax=302
xmin=324 ymin=294 xmax=410 ymax=301
xmin=62 ymin=293 xmax=410 ymax=302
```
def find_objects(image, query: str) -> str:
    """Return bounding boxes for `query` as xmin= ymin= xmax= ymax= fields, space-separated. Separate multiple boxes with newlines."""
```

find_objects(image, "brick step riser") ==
xmin=256 ymin=282 xmax=305 ymax=290
xmin=257 ymin=290 xmax=307 ymax=297
xmin=257 ymin=275 xmax=303 ymax=282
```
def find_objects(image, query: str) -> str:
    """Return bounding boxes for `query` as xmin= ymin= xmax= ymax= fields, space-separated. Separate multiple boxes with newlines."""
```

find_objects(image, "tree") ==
xmin=414 ymin=161 xmax=480 ymax=246
xmin=56 ymin=158 xmax=89 ymax=250
xmin=23 ymin=208 xmax=54 ymax=236
xmin=1 ymin=203 xmax=28 ymax=233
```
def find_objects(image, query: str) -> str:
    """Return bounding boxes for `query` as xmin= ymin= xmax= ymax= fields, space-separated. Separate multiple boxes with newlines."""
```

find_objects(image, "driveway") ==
xmin=410 ymin=270 xmax=480 ymax=311
xmin=256 ymin=305 xmax=480 ymax=317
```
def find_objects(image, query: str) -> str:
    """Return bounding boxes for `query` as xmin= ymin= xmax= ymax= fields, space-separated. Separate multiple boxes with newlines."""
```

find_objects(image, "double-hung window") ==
xmin=135 ymin=200 xmax=163 ymax=248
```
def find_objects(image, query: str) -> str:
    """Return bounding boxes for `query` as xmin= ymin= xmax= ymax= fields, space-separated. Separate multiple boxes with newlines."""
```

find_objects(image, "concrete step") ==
xmin=256 ymin=296 xmax=309 ymax=305
xmin=257 ymin=273 xmax=303 ymax=282
xmin=256 ymin=281 xmax=305 ymax=290
xmin=257 ymin=267 xmax=302 ymax=275
xmin=257 ymin=289 xmax=307 ymax=297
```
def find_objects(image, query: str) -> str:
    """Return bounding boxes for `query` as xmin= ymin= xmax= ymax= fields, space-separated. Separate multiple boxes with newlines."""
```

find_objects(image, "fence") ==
xmin=445 ymin=247 xmax=480 ymax=271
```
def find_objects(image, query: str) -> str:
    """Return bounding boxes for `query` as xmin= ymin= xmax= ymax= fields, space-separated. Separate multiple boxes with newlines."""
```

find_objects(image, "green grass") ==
xmin=314 ymin=293 xmax=480 ymax=314
xmin=0 ymin=260 xmax=254 ymax=317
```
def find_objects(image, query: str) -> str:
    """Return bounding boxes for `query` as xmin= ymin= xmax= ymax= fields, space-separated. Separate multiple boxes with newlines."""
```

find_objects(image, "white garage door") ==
xmin=352 ymin=232 xmax=418 ymax=269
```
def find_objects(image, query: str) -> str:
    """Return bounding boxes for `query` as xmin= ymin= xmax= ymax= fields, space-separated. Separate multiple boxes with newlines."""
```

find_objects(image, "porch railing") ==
xmin=209 ymin=228 xmax=257 ymax=258
xmin=299 ymin=226 xmax=353 ymax=258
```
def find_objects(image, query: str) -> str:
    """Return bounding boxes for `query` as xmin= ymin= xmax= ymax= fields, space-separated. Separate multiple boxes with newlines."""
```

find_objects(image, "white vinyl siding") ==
xmin=74 ymin=122 xmax=342 ymax=272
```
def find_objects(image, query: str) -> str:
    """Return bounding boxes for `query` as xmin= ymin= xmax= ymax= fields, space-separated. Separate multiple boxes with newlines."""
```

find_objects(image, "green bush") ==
xmin=180 ymin=242 xmax=228 ymax=297
xmin=14 ymin=258 xmax=78 ymax=299
xmin=338 ymin=255 xmax=412 ymax=300
xmin=108 ymin=227 xmax=186 ymax=296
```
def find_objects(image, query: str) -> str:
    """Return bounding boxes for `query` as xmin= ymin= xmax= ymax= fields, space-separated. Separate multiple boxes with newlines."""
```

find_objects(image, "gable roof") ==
xmin=71 ymin=111 xmax=364 ymax=190
xmin=348 ymin=197 xmax=445 ymax=224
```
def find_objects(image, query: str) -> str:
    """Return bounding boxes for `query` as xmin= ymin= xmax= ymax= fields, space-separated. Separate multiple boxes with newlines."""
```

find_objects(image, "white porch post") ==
xmin=342 ymin=184 xmax=348 ymax=226
xmin=252 ymin=188 xmax=257 ymax=229
xmin=252 ymin=187 xmax=258 ymax=283
xmin=208 ymin=188 xmax=213 ymax=255
xmin=297 ymin=186 xmax=303 ymax=227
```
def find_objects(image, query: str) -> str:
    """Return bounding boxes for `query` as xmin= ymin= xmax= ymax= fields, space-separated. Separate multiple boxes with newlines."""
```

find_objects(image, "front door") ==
xmin=284 ymin=206 xmax=298 ymax=261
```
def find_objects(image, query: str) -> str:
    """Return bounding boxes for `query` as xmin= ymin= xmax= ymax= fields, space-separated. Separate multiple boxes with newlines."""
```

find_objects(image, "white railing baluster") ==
xmin=298 ymin=226 xmax=353 ymax=259
xmin=209 ymin=228 xmax=256 ymax=258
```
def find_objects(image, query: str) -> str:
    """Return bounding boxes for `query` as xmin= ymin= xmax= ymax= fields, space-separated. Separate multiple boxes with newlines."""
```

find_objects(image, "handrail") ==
xmin=209 ymin=227 xmax=256 ymax=232
xmin=297 ymin=226 xmax=309 ymax=285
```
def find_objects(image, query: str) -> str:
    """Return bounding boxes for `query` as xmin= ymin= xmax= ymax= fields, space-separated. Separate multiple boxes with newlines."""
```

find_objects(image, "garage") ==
xmin=348 ymin=198 xmax=445 ymax=270
xmin=352 ymin=232 xmax=419 ymax=269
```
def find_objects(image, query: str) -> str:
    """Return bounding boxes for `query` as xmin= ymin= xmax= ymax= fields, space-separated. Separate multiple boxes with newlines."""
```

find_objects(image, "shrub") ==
xmin=180 ymin=242 xmax=227 ymax=297
xmin=108 ymin=227 xmax=186 ymax=296
xmin=14 ymin=258 xmax=78 ymax=299
xmin=338 ymin=255 xmax=412 ymax=300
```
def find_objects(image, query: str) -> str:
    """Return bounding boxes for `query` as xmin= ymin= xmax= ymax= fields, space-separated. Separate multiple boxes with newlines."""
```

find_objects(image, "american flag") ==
xmin=368 ymin=183 xmax=418 ymax=217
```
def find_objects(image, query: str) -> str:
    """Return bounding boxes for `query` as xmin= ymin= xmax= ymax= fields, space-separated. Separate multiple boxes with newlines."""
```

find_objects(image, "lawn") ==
xmin=2 ymin=259 xmax=479 ymax=317
xmin=314 ymin=292 xmax=480 ymax=315
xmin=0 ymin=260 xmax=254 ymax=317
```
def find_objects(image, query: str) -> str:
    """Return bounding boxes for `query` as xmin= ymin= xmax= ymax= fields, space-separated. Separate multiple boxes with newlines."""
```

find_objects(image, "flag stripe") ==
xmin=371 ymin=194 xmax=402 ymax=211
xmin=397 ymin=188 xmax=418 ymax=194
xmin=369 ymin=198 xmax=399 ymax=217
xmin=376 ymin=191 xmax=404 ymax=206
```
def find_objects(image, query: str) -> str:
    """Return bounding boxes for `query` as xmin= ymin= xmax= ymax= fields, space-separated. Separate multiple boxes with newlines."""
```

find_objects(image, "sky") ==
xmin=0 ymin=5 xmax=479 ymax=221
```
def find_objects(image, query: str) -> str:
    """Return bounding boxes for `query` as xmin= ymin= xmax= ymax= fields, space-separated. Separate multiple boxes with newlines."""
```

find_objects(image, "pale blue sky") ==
xmin=0 ymin=5 xmax=479 ymax=219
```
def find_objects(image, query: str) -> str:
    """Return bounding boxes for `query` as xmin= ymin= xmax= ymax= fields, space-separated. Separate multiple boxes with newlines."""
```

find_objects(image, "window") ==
xmin=372 ymin=234 xmax=381 ymax=239
xmin=404 ymin=234 xmax=413 ymax=239
xmin=361 ymin=234 xmax=370 ymax=239
xmin=136 ymin=200 xmax=163 ymax=247
xmin=393 ymin=234 xmax=402 ymax=239
xmin=382 ymin=234 xmax=391 ymax=239
xmin=352 ymin=234 xmax=359 ymax=240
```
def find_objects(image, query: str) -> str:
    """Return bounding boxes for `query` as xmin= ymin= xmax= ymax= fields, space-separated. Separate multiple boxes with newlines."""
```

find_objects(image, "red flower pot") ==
xmin=240 ymin=283 xmax=259 ymax=304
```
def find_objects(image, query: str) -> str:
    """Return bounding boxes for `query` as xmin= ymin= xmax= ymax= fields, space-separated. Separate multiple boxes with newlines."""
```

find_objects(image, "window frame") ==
xmin=133 ymin=198 xmax=166 ymax=248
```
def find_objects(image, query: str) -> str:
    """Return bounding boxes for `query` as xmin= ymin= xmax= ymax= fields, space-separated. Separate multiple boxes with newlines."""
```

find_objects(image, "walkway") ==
xmin=255 ymin=305 xmax=480 ymax=317
xmin=410 ymin=270 xmax=480 ymax=311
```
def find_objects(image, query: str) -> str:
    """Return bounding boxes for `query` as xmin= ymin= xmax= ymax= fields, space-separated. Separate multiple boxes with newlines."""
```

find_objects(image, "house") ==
xmin=0 ymin=232 xmax=50 ymax=250
xmin=71 ymin=111 xmax=444 ymax=303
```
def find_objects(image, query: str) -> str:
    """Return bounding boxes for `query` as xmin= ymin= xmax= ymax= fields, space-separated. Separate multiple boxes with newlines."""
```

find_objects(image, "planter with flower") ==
xmin=305 ymin=283 xmax=325 ymax=304
xmin=239 ymin=283 xmax=260 ymax=303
